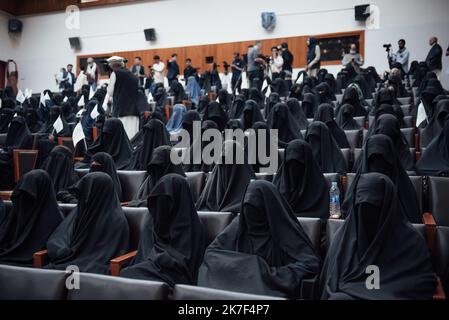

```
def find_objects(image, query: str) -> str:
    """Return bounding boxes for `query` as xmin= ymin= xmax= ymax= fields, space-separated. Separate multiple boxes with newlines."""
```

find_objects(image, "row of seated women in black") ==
xmin=0 ymin=165 xmax=438 ymax=299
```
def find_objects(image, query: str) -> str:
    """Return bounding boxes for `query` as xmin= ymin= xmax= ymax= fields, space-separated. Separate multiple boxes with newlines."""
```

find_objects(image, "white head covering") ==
xmin=107 ymin=56 xmax=125 ymax=68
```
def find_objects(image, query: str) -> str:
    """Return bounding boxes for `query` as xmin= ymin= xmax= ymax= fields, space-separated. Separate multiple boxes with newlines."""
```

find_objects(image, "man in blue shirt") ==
xmin=392 ymin=39 xmax=410 ymax=74
xmin=231 ymin=52 xmax=245 ymax=93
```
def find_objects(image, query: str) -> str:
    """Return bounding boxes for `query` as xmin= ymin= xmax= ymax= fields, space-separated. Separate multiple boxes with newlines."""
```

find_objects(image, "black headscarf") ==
xmin=320 ymin=173 xmax=436 ymax=300
xmin=265 ymin=92 xmax=281 ymax=117
xmin=240 ymin=100 xmax=264 ymax=131
xmin=88 ymin=118 xmax=133 ymax=170
xmin=130 ymin=145 xmax=186 ymax=207
xmin=46 ymin=172 xmax=130 ymax=274
xmin=40 ymin=145 xmax=78 ymax=193
xmin=130 ymin=119 xmax=170 ymax=170
xmin=198 ymin=180 xmax=321 ymax=298
xmin=249 ymin=88 xmax=264 ymax=107
xmin=0 ymin=106 xmax=15 ymax=134
xmin=273 ymin=140 xmax=329 ymax=219
xmin=24 ymin=108 xmax=43 ymax=133
xmin=182 ymin=110 xmax=201 ymax=144
xmin=39 ymin=106 xmax=71 ymax=137
xmin=421 ymin=99 xmax=449 ymax=147
xmin=121 ymin=174 xmax=206 ymax=286
xmin=368 ymin=114 xmax=414 ymax=171
xmin=336 ymin=104 xmax=362 ymax=130
xmin=305 ymin=121 xmax=347 ymax=174
xmin=302 ymin=92 xmax=319 ymax=118
xmin=246 ymin=121 xmax=275 ymax=173
xmin=286 ymin=98 xmax=309 ymax=130
xmin=344 ymin=134 xmax=421 ymax=223
xmin=0 ymin=170 xmax=62 ymax=266
xmin=196 ymin=141 xmax=255 ymax=213
xmin=416 ymin=115 xmax=449 ymax=176
xmin=270 ymin=78 xmax=289 ymax=98
xmin=315 ymin=82 xmax=336 ymax=104
xmin=218 ymin=89 xmax=231 ymax=113
xmin=203 ymin=101 xmax=229 ymax=132
xmin=370 ymin=89 xmax=398 ymax=115
xmin=90 ymin=152 xmax=122 ymax=201
xmin=338 ymin=86 xmax=367 ymax=117
xmin=267 ymin=103 xmax=303 ymax=148
xmin=228 ymin=95 xmax=245 ymax=119
xmin=3 ymin=116 xmax=33 ymax=150
xmin=388 ymin=75 xmax=409 ymax=98
xmin=314 ymin=104 xmax=350 ymax=148
xmin=169 ymin=80 xmax=187 ymax=104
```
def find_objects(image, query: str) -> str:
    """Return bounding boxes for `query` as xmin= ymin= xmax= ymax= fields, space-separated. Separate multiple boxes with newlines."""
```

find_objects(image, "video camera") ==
xmin=383 ymin=44 xmax=392 ymax=52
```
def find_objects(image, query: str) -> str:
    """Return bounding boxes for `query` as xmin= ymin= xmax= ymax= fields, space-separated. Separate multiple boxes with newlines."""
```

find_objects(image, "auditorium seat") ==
xmin=435 ymin=226 xmax=449 ymax=287
xmin=13 ymin=149 xmax=39 ymax=183
xmin=122 ymin=207 xmax=150 ymax=249
xmin=401 ymin=127 xmax=416 ymax=147
xmin=368 ymin=116 xmax=375 ymax=128
xmin=354 ymin=116 xmax=366 ymax=128
xmin=409 ymin=176 xmax=423 ymax=213
xmin=427 ymin=177 xmax=449 ymax=226
xmin=67 ymin=273 xmax=169 ymax=300
xmin=340 ymin=148 xmax=352 ymax=171
xmin=365 ymin=99 xmax=373 ymax=106
xmin=301 ymin=130 xmax=306 ymax=137
xmin=400 ymin=104 xmax=411 ymax=116
xmin=255 ymin=172 xmax=273 ymax=182
xmin=57 ymin=137 xmax=75 ymax=153
xmin=398 ymin=97 xmax=412 ymax=105
xmin=344 ymin=130 xmax=362 ymax=149
xmin=362 ymin=129 xmax=368 ymax=144
xmin=0 ymin=265 xmax=67 ymax=300
xmin=335 ymin=94 xmax=343 ymax=104
xmin=0 ymin=133 xmax=7 ymax=146
xmin=197 ymin=211 xmax=235 ymax=245
xmin=403 ymin=116 xmax=414 ymax=128
xmin=59 ymin=203 xmax=76 ymax=217
xmin=278 ymin=149 xmax=285 ymax=163
xmin=172 ymin=284 xmax=285 ymax=300
xmin=185 ymin=171 xmax=207 ymax=202
xmin=118 ymin=171 xmax=147 ymax=202
xmin=298 ymin=217 xmax=321 ymax=252
xmin=353 ymin=149 xmax=362 ymax=170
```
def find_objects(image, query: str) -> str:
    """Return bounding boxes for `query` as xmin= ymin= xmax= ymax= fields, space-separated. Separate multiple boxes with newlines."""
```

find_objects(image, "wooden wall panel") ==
xmin=77 ymin=30 xmax=365 ymax=77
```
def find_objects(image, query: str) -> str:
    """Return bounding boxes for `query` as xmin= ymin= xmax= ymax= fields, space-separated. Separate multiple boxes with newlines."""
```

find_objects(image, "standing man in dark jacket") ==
xmin=131 ymin=56 xmax=146 ymax=87
xmin=425 ymin=37 xmax=443 ymax=78
xmin=106 ymin=56 xmax=140 ymax=139
xmin=167 ymin=53 xmax=180 ymax=86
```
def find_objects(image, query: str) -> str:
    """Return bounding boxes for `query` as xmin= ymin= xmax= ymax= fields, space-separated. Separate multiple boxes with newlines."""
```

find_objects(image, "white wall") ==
xmin=2 ymin=0 xmax=449 ymax=91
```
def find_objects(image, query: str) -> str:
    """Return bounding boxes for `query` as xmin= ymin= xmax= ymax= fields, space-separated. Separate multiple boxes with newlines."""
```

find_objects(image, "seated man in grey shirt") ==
xmin=342 ymin=43 xmax=364 ymax=74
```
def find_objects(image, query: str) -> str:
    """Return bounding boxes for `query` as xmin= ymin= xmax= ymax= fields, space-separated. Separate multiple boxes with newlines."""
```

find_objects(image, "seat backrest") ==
xmin=403 ymin=116 xmax=414 ymax=128
xmin=118 ymin=171 xmax=147 ymax=202
xmin=278 ymin=149 xmax=285 ymax=164
xmin=368 ymin=116 xmax=375 ymax=128
xmin=301 ymin=130 xmax=306 ymax=137
xmin=340 ymin=148 xmax=352 ymax=171
xmin=352 ymin=149 xmax=362 ymax=171
xmin=185 ymin=171 xmax=207 ymax=203
xmin=354 ymin=116 xmax=366 ymax=128
xmin=297 ymin=217 xmax=321 ymax=252
xmin=59 ymin=203 xmax=77 ymax=217
xmin=57 ymin=137 xmax=75 ymax=153
xmin=198 ymin=211 xmax=235 ymax=245
xmin=435 ymin=226 xmax=449 ymax=277
xmin=0 ymin=133 xmax=7 ymax=146
xmin=255 ymin=172 xmax=273 ymax=182
xmin=75 ymin=168 xmax=89 ymax=179
xmin=0 ymin=265 xmax=67 ymax=300
xmin=344 ymin=130 xmax=362 ymax=149
xmin=362 ymin=129 xmax=368 ymax=144
xmin=428 ymin=177 xmax=449 ymax=226
xmin=398 ymin=97 xmax=411 ymax=105
xmin=122 ymin=207 xmax=150 ymax=249
xmin=401 ymin=127 xmax=416 ymax=147
xmin=400 ymin=104 xmax=411 ymax=116
xmin=172 ymin=284 xmax=285 ymax=300
xmin=409 ymin=176 xmax=423 ymax=213
xmin=13 ymin=149 xmax=38 ymax=183
xmin=67 ymin=273 xmax=169 ymax=300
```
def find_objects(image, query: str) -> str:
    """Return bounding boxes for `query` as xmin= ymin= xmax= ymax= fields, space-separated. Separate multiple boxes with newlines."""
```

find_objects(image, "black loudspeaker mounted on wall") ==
xmin=8 ymin=19 xmax=23 ymax=33
xmin=144 ymin=28 xmax=156 ymax=41
xmin=355 ymin=4 xmax=370 ymax=21
xmin=69 ymin=37 xmax=81 ymax=51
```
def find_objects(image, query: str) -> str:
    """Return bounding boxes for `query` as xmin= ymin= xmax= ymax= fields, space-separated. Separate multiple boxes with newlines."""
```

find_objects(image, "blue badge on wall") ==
xmin=261 ymin=12 xmax=276 ymax=31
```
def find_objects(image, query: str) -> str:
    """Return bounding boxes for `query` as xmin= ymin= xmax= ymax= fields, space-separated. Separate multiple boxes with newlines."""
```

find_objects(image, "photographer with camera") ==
xmin=391 ymin=39 xmax=410 ymax=73
xmin=270 ymin=46 xmax=284 ymax=80
xmin=247 ymin=41 xmax=266 ymax=91
xmin=342 ymin=43 xmax=364 ymax=74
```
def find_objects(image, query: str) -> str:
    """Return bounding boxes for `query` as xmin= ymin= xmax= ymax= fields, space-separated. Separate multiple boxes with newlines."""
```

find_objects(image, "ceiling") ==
xmin=0 ymin=0 xmax=151 ymax=16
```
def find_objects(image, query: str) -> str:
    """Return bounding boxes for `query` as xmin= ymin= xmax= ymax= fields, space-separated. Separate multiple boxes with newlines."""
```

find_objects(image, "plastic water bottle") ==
xmin=329 ymin=182 xmax=341 ymax=219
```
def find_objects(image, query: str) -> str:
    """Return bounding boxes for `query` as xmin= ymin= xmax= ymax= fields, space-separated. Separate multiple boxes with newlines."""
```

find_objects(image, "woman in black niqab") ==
xmin=90 ymin=152 xmax=122 ymax=201
xmin=416 ymin=114 xmax=449 ymax=177
xmin=129 ymin=145 xmax=186 ymax=207
xmin=228 ymin=95 xmax=245 ymax=119
xmin=286 ymin=98 xmax=309 ymax=130
xmin=203 ymin=101 xmax=229 ymax=132
xmin=24 ymin=108 xmax=43 ymax=133
xmin=273 ymin=140 xmax=329 ymax=219
xmin=198 ymin=180 xmax=321 ymax=298
xmin=45 ymin=172 xmax=130 ymax=274
xmin=121 ymin=174 xmax=206 ymax=286
xmin=240 ymin=100 xmax=264 ymax=131
xmin=302 ymin=92 xmax=319 ymax=118
xmin=320 ymin=172 xmax=436 ymax=300
xmin=265 ymin=92 xmax=280 ymax=117
xmin=40 ymin=145 xmax=78 ymax=193
xmin=196 ymin=141 xmax=255 ymax=213
xmin=335 ymin=104 xmax=362 ymax=130
xmin=218 ymin=89 xmax=231 ymax=113
xmin=0 ymin=170 xmax=63 ymax=266
xmin=305 ymin=121 xmax=347 ymax=174
xmin=420 ymin=99 xmax=449 ymax=148
xmin=315 ymin=82 xmax=336 ymax=104
xmin=87 ymin=118 xmax=133 ymax=170
xmin=0 ymin=104 xmax=15 ymax=133
xmin=344 ymin=134 xmax=421 ymax=223
xmin=337 ymin=86 xmax=367 ymax=117
xmin=314 ymin=104 xmax=350 ymax=148
xmin=267 ymin=102 xmax=303 ymax=148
